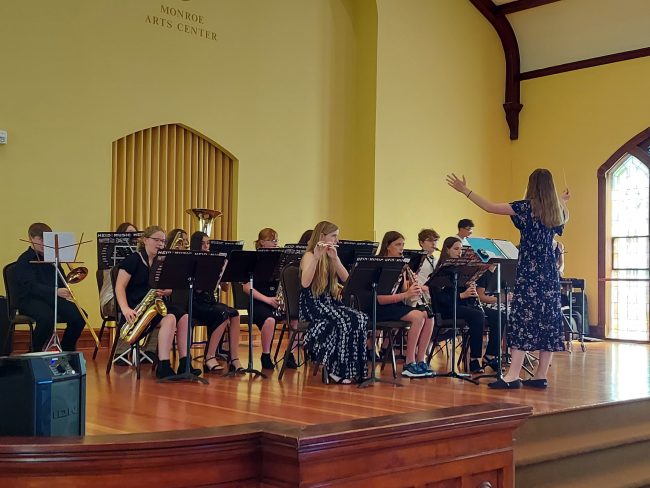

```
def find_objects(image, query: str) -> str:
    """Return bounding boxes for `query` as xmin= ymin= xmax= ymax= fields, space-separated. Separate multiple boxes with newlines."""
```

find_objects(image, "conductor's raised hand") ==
xmin=561 ymin=188 xmax=571 ymax=203
xmin=446 ymin=173 xmax=468 ymax=194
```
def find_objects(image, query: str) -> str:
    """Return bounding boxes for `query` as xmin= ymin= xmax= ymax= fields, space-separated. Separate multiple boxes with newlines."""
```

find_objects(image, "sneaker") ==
xmin=261 ymin=353 xmax=275 ymax=370
xmin=417 ymin=361 xmax=434 ymax=377
xmin=285 ymin=352 xmax=298 ymax=369
xmin=401 ymin=362 xmax=426 ymax=378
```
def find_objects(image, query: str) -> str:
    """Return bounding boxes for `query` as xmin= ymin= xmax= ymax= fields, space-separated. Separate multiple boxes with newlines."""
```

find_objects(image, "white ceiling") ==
xmin=496 ymin=0 xmax=650 ymax=73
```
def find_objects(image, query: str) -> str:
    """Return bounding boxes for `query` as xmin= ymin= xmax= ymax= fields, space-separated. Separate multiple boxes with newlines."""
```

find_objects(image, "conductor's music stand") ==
xmin=151 ymin=249 xmax=227 ymax=384
xmin=427 ymin=258 xmax=488 ymax=385
xmin=343 ymin=256 xmax=407 ymax=388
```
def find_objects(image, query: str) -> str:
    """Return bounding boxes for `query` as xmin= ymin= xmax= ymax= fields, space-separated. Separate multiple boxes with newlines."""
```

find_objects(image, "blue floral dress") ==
xmin=299 ymin=287 xmax=368 ymax=380
xmin=508 ymin=200 xmax=565 ymax=351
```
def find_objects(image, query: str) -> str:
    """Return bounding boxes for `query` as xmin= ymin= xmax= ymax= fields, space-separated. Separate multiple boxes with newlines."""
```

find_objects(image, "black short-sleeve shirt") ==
xmin=476 ymin=269 xmax=494 ymax=291
xmin=119 ymin=250 xmax=151 ymax=308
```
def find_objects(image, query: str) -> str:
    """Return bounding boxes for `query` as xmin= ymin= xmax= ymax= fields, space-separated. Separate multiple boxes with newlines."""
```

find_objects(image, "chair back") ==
xmin=280 ymin=264 xmax=301 ymax=321
xmin=231 ymin=282 xmax=249 ymax=310
xmin=3 ymin=263 xmax=21 ymax=318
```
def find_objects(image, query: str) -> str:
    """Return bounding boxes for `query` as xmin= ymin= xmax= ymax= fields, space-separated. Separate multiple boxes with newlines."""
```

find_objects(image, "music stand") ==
xmin=343 ymin=256 xmax=407 ymax=388
xmin=221 ymin=249 xmax=283 ymax=378
xmin=337 ymin=240 xmax=378 ymax=271
xmin=151 ymin=250 xmax=227 ymax=384
xmin=465 ymin=237 xmax=519 ymax=382
xmin=427 ymin=257 xmax=488 ymax=385
xmin=209 ymin=239 xmax=244 ymax=257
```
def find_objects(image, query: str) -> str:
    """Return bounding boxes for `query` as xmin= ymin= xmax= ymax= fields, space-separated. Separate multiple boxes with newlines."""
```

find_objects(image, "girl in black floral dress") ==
xmin=447 ymin=169 xmax=569 ymax=389
xmin=299 ymin=221 xmax=368 ymax=384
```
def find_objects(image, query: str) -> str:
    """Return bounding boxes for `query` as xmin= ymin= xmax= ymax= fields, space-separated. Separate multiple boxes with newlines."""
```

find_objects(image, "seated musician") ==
xmin=416 ymin=228 xmax=440 ymax=285
xmin=376 ymin=231 xmax=434 ymax=378
xmin=430 ymin=236 xmax=487 ymax=374
xmin=115 ymin=225 xmax=200 ymax=379
xmin=298 ymin=229 xmax=313 ymax=245
xmin=299 ymin=221 xmax=368 ymax=384
xmin=475 ymin=265 xmax=508 ymax=372
xmin=456 ymin=218 xmax=474 ymax=246
xmin=189 ymin=231 xmax=243 ymax=374
xmin=14 ymin=222 xmax=85 ymax=351
xmin=242 ymin=227 xmax=284 ymax=370
xmin=166 ymin=228 xmax=189 ymax=250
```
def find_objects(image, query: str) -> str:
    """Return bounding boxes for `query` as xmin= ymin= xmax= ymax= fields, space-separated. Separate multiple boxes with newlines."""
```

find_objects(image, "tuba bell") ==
xmin=186 ymin=208 xmax=222 ymax=237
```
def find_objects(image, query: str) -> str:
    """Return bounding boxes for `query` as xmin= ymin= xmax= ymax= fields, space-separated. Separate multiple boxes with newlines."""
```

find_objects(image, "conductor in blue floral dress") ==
xmin=447 ymin=169 xmax=570 ymax=389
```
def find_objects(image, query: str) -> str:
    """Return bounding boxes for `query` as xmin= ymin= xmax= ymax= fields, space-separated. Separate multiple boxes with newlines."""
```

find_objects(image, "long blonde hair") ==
xmin=306 ymin=221 xmax=340 ymax=297
xmin=525 ymin=169 xmax=567 ymax=228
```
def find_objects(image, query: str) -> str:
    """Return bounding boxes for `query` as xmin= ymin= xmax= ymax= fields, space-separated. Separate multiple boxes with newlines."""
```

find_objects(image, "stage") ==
xmin=84 ymin=340 xmax=650 ymax=435
xmin=2 ymin=339 xmax=649 ymax=487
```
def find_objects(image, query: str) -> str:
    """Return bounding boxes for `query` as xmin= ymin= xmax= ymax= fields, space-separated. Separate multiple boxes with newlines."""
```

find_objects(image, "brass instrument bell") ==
xmin=186 ymin=208 xmax=222 ymax=237
xmin=65 ymin=264 xmax=88 ymax=284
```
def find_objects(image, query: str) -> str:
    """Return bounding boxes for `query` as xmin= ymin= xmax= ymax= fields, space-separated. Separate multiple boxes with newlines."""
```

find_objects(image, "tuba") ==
xmin=120 ymin=290 xmax=168 ymax=345
xmin=186 ymin=208 xmax=222 ymax=237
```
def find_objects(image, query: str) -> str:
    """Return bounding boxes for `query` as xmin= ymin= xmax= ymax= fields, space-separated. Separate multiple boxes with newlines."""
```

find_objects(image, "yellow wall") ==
xmin=513 ymin=57 xmax=650 ymax=326
xmin=0 ymin=0 xmax=374 ymax=321
xmin=374 ymin=0 xmax=513 ymax=247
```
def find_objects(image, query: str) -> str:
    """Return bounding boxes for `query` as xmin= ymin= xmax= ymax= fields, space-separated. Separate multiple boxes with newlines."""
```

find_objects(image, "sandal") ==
xmin=326 ymin=371 xmax=354 ymax=385
xmin=203 ymin=356 xmax=224 ymax=373
xmin=226 ymin=358 xmax=246 ymax=376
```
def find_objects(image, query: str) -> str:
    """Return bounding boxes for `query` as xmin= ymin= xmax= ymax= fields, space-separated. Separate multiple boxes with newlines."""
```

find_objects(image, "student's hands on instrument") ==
xmin=156 ymin=289 xmax=172 ymax=297
xmin=461 ymin=283 xmax=478 ymax=299
xmin=404 ymin=283 xmax=422 ymax=300
xmin=57 ymin=288 xmax=72 ymax=300
xmin=446 ymin=173 xmax=469 ymax=195
xmin=314 ymin=241 xmax=337 ymax=259
xmin=265 ymin=296 xmax=280 ymax=309
xmin=121 ymin=306 xmax=137 ymax=323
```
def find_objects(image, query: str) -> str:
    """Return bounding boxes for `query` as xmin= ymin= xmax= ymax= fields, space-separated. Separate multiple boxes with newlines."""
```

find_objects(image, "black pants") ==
xmin=484 ymin=308 xmax=507 ymax=357
xmin=441 ymin=306 xmax=484 ymax=359
xmin=22 ymin=297 xmax=85 ymax=351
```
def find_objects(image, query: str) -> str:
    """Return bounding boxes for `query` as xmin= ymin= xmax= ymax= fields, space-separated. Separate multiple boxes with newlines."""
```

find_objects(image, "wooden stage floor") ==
xmin=85 ymin=340 xmax=650 ymax=436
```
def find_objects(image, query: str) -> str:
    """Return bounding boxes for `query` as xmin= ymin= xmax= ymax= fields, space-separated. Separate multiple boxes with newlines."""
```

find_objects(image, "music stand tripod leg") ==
xmin=429 ymin=271 xmax=478 ymax=385
xmin=359 ymin=283 xmax=403 ymax=388
xmin=236 ymin=274 xmax=266 ymax=378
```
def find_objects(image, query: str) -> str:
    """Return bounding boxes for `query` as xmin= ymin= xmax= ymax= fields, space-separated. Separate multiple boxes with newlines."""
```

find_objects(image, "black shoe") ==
xmin=285 ymin=352 xmax=298 ymax=369
xmin=482 ymin=355 xmax=500 ymax=373
xmin=261 ymin=353 xmax=275 ymax=370
xmin=522 ymin=378 xmax=548 ymax=389
xmin=227 ymin=358 xmax=246 ymax=375
xmin=469 ymin=359 xmax=484 ymax=374
xmin=156 ymin=360 xmax=176 ymax=379
xmin=488 ymin=378 xmax=522 ymax=389
xmin=178 ymin=356 xmax=202 ymax=376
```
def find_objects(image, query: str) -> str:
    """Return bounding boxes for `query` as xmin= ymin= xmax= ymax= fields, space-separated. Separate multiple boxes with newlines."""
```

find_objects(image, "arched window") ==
xmin=598 ymin=128 xmax=650 ymax=342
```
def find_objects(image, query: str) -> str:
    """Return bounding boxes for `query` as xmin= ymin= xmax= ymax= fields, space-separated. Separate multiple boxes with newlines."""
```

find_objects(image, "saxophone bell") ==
xmin=120 ymin=289 xmax=168 ymax=345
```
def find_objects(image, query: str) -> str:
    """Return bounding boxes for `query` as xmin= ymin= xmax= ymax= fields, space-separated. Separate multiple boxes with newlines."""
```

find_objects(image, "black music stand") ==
xmin=343 ymin=256 xmax=407 ymax=388
xmin=427 ymin=258 xmax=488 ymax=385
xmin=221 ymin=249 xmax=283 ymax=378
xmin=473 ymin=259 xmax=518 ymax=382
xmin=337 ymin=240 xmax=378 ymax=271
xmin=209 ymin=239 xmax=244 ymax=257
xmin=151 ymin=250 xmax=227 ymax=384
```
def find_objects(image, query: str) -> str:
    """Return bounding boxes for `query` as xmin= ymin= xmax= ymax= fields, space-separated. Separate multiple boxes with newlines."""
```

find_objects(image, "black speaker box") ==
xmin=0 ymin=351 xmax=86 ymax=436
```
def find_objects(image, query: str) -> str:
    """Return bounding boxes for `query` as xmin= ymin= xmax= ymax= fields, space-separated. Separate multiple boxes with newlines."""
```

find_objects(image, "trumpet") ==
xmin=404 ymin=266 xmax=434 ymax=318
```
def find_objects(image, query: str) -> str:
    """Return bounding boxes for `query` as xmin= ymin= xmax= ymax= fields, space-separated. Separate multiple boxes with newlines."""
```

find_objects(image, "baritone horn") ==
xmin=186 ymin=208 xmax=222 ymax=237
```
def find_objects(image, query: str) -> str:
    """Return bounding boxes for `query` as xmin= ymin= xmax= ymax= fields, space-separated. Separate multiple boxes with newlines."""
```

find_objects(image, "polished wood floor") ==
xmin=84 ymin=340 xmax=650 ymax=436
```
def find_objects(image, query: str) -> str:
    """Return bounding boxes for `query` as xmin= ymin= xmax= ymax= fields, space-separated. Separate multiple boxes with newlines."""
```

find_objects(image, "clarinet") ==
xmin=404 ymin=266 xmax=434 ymax=318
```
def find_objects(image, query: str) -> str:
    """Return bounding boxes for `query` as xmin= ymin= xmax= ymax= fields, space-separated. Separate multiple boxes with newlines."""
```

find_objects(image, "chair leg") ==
xmin=106 ymin=324 xmax=122 ymax=375
xmin=390 ymin=332 xmax=398 ymax=378
xmin=278 ymin=329 xmax=298 ymax=380
xmin=273 ymin=325 xmax=287 ymax=364
xmin=93 ymin=319 xmax=108 ymax=360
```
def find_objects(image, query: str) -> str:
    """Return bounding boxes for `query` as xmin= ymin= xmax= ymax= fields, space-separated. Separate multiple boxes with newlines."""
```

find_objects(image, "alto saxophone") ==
xmin=120 ymin=289 xmax=168 ymax=345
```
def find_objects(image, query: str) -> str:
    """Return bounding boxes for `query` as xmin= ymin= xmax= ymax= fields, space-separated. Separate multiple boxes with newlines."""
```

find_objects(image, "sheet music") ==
xmin=97 ymin=232 xmax=142 ymax=269
xmin=42 ymin=232 xmax=77 ymax=263
xmin=493 ymin=239 xmax=519 ymax=259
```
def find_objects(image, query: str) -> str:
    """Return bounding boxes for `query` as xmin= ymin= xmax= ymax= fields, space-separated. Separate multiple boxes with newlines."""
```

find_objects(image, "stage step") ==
xmin=514 ymin=397 xmax=650 ymax=487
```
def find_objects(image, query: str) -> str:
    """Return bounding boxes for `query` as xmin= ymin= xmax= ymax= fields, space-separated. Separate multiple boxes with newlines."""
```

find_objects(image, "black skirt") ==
xmin=375 ymin=303 xmax=414 ymax=322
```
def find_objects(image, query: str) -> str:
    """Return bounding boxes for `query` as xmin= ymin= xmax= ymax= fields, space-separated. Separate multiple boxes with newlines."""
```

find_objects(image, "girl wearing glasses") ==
xmin=115 ymin=225 xmax=200 ymax=379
